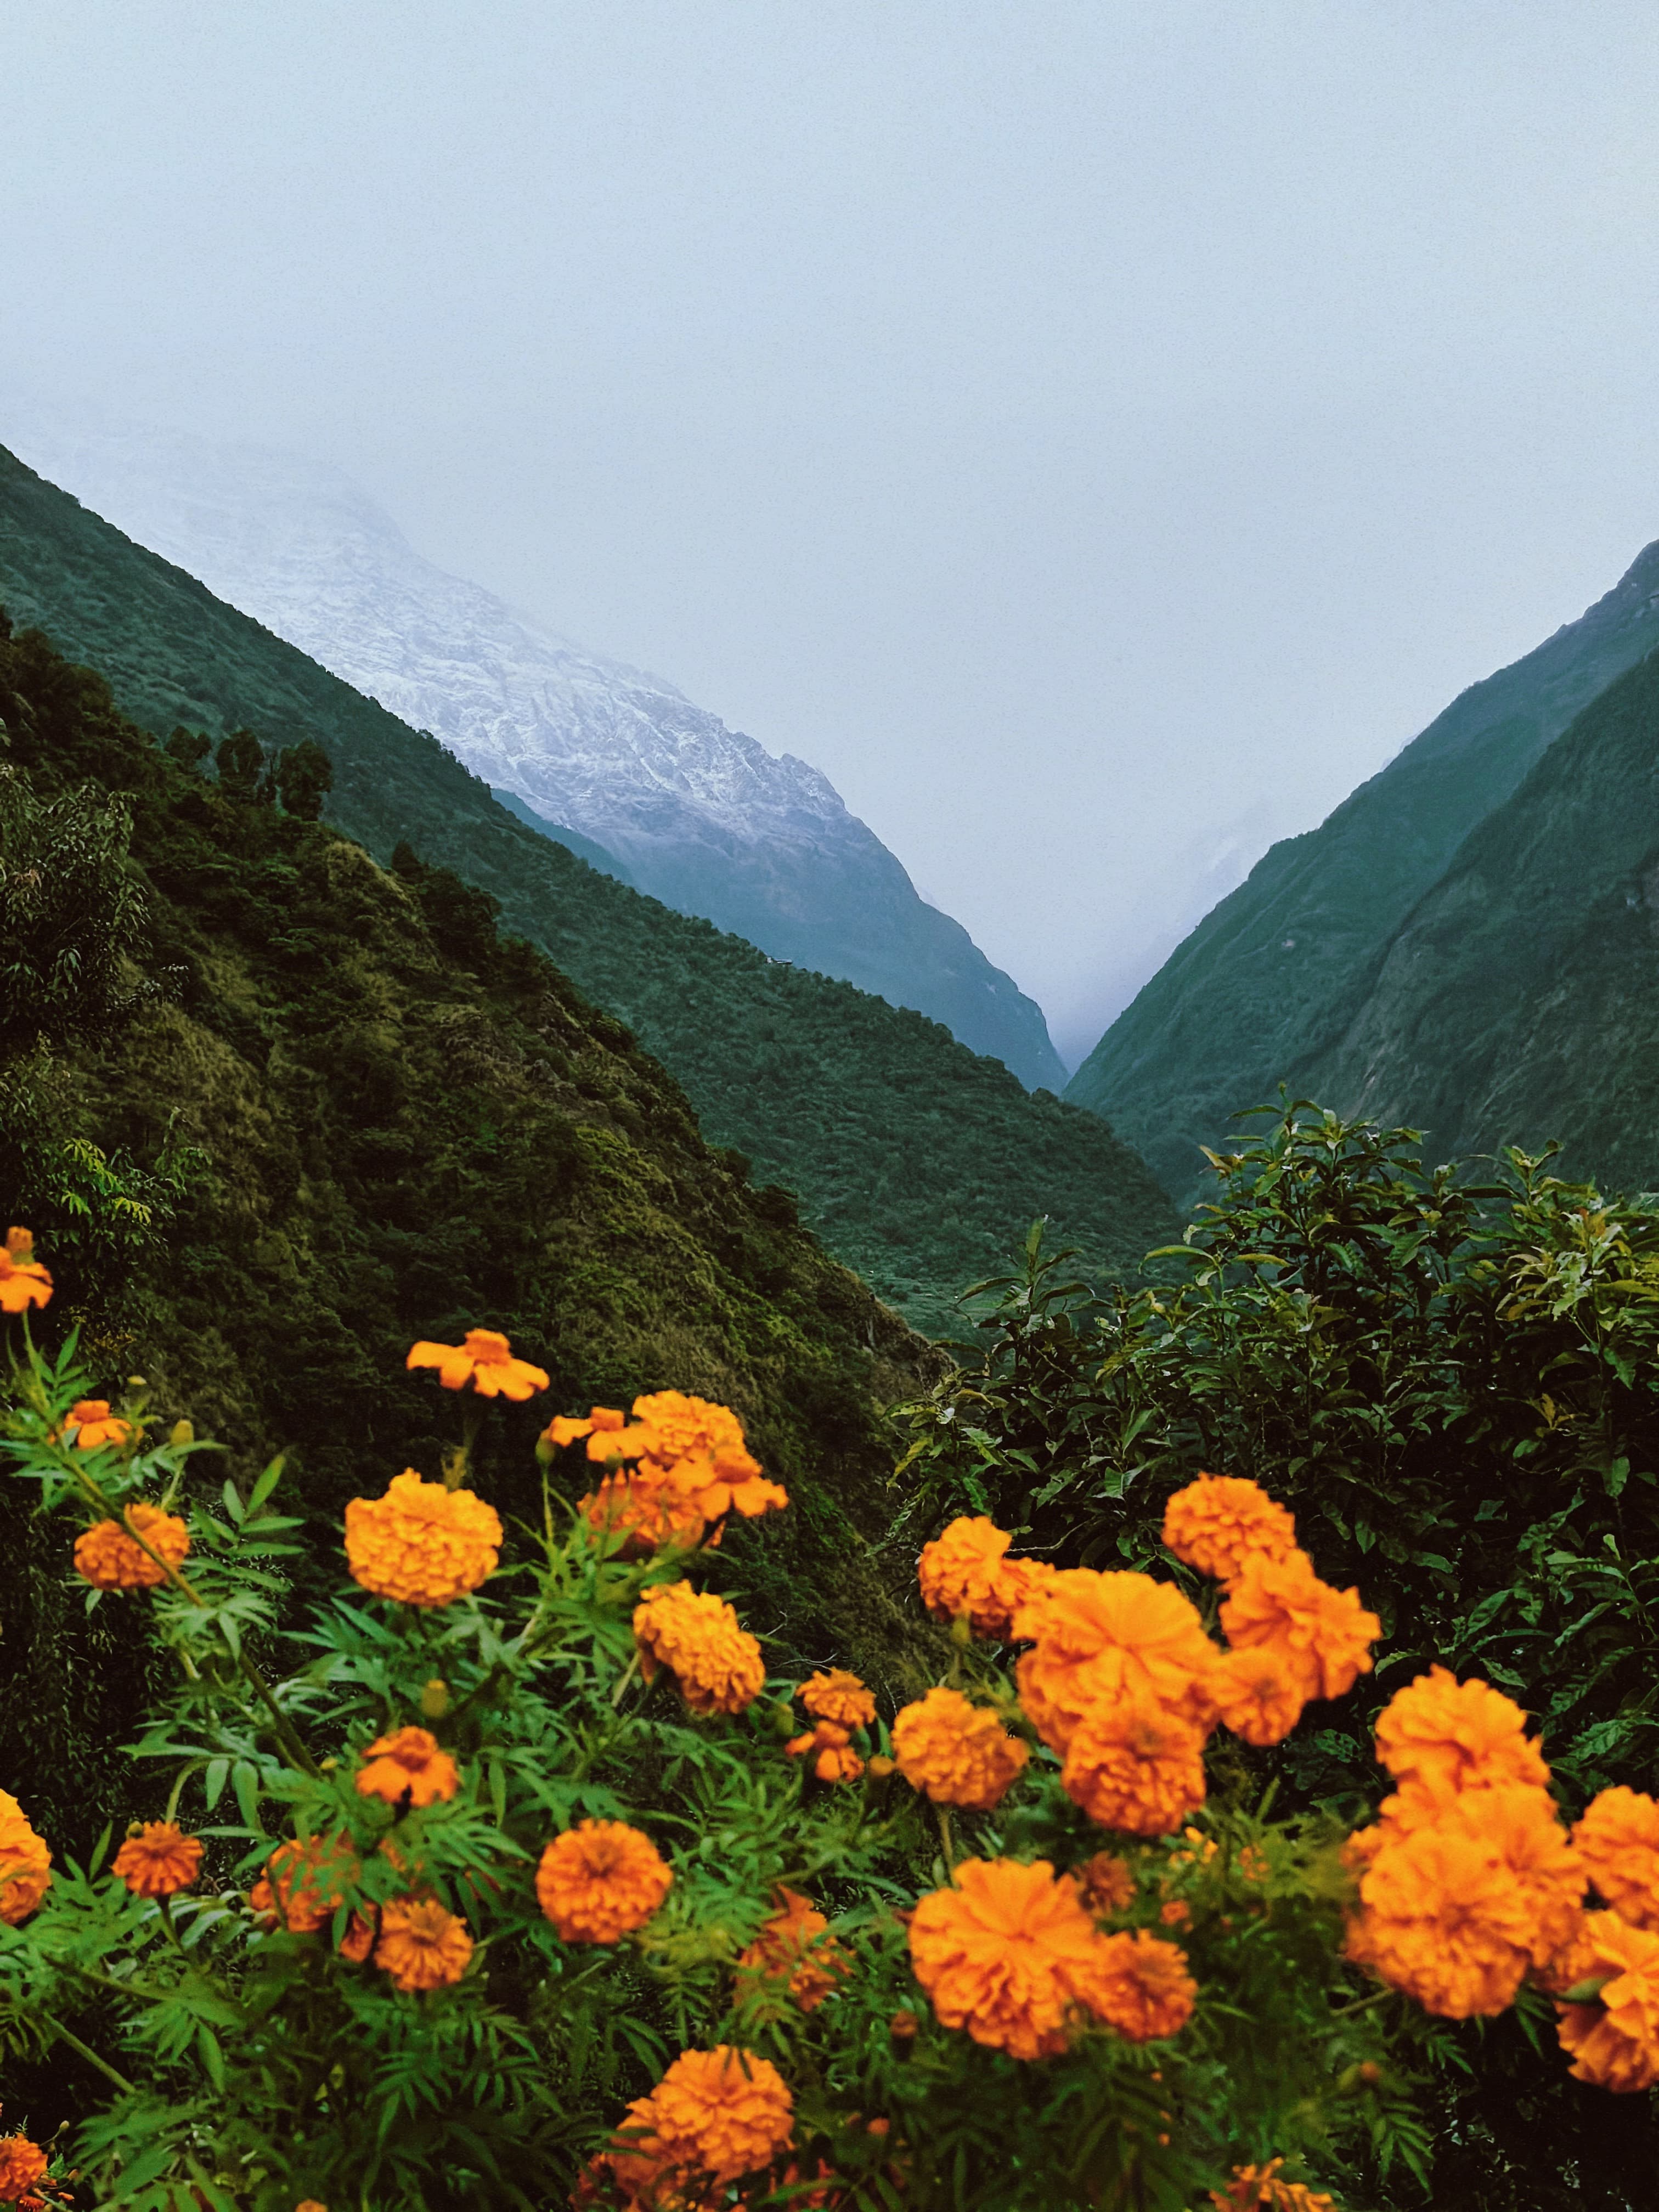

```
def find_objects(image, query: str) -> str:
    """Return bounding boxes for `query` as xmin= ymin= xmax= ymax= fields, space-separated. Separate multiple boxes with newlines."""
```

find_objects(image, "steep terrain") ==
xmin=1316 ymin=648 xmax=1659 ymax=1186
xmin=0 ymin=612 xmax=950 ymax=1851
xmin=4 ymin=413 xmax=1065 ymax=1088
xmin=0 ymin=444 xmax=1176 ymax=1334
xmin=1068 ymin=541 xmax=1659 ymax=1206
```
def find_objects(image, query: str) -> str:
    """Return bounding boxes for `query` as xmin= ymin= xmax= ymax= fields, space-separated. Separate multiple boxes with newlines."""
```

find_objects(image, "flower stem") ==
xmin=35 ymin=2007 xmax=134 ymax=2095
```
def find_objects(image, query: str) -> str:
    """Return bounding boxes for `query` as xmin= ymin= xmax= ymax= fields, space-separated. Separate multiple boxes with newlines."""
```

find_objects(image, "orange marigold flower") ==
xmin=1210 ymin=1644 xmax=1305 ymax=1747
xmin=1373 ymin=1666 xmax=1550 ymax=1808
xmin=406 ymin=1327 xmax=549 ymax=1399
xmin=630 ymin=1391 xmax=788 ymax=1523
xmin=1013 ymin=1568 xmax=1219 ymax=1754
xmin=737 ymin=1888 xmax=850 ymax=2013
xmin=1219 ymin=1548 xmax=1378 ymax=1705
xmin=1555 ymin=1910 xmax=1659 ymax=2092
xmin=1060 ymin=1689 xmax=1207 ymax=1837
xmin=0 ymin=2135 xmax=48 ymax=2205
xmin=344 ymin=1469 xmax=503 ymax=1607
xmin=73 ymin=1501 xmax=190 ymax=1592
xmin=1211 ymin=2159 xmax=1338 ymax=2211
xmin=1345 ymin=1785 xmax=1583 ymax=2017
xmin=1092 ymin=1926 xmax=1198 ymax=2041
xmin=786 ymin=1720 xmax=864 ymax=1783
xmin=607 ymin=2046 xmax=795 ymax=2191
xmin=354 ymin=1725 xmax=460 ymax=1808
xmin=1238 ymin=1843 xmax=1269 ymax=1884
xmin=250 ymin=1833 xmax=361 ymax=1935
xmin=908 ymin=1856 xmax=1126 ymax=2060
xmin=917 ymin=1515 xmax=1037 ymax=1638
xmin=578 ymin=1471 xmax=707 ymax=1559
xmin=633 ymin=1581 xmax=765 ymax=1715
xmin=1572 ymin=1787 xmax=1659 ymax=1932
xmin=112 ymin=1821 xmax=202 ymax=1898
xmin=1160 ymin=1898 xmax=1190 ymax=1927
xmin=556 ymin=1394 xmax=787 ymax=1524
xmin=800 ymin=1668 xmax=876 ymax=1729
xmin=1161 ymin=1475 xmax=1297 ymax=1584
xmin=890 ymin=1687 xmax=1029 ymax=1810
xmin=0 ymin=1791 xmax=52 ymax=1927
xmin=1075 ymin=1852 xmax=1138 ymax=1915
xmin=63 ymin=1398 xmax=133 ymax=1451
xmin=294 ymin=2203 xmax=330 ymax=2212
xmin=0 ymin=1227 xmax=51 ymax=1315
xmin=375 ymin=1895 xmax=474 ymax=1991
xmin=537 ymin=1820 xmax=673 ymax=1943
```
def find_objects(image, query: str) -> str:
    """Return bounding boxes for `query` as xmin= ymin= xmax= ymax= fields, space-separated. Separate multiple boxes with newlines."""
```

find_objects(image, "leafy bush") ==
xmin=894 ymin=1104 xmax=1659 ymax=2204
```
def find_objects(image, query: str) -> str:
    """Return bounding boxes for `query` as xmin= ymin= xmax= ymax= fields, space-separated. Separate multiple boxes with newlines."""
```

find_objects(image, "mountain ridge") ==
xmin=1 ymin=411 xmax=1065 ymax=1090
xmin=1067 ymin=536 xmax=1659 ymax=1205
xmin=0 ymin=440 xmax=1176 ymax=1335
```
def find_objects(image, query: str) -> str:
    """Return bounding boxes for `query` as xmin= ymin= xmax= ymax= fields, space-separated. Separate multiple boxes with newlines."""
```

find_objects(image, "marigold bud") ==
xmin=170 ymin=1419 xmax=195 ymax=1446
xmin=420 ymin=1678 xmax=451 ymax=1720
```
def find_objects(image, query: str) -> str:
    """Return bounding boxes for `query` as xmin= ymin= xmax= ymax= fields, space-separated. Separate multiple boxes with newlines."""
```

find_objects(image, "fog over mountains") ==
xmin=4 ymin=408 xmax=1066 ymax=1091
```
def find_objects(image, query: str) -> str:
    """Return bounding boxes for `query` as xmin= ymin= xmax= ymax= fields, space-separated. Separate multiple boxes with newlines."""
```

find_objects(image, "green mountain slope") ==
xmin=1314 ymin=646 xmax=1659 ymax=1184
xmin=1067 ymin=541 xmax=1659 ymax=1208
xmin=0 ymin=444 xmax=1177 ymax=1333
xmin=0 ymin=611 xmax=953 ymax=1847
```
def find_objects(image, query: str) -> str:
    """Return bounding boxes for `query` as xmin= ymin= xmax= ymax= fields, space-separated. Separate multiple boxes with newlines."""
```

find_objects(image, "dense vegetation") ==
xmin=0 ymin=1320 xmax=1447 ymax=2211
xmin=0 ymin=443 xmax=1176 ymax=1335
xmin=1318 ymin=647 xmax=1659 ymax=1188
xmin=1068 ymin=538 xmax=1659 ymax=1209
xmin=896 ymin=1104 xmax=1659 ymax=2208
xmin=0 ymin=608 xmax=957 ymax=1879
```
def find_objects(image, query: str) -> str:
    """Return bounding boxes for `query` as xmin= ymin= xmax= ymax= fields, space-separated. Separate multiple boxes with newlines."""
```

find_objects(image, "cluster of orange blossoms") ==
xmin=890 ymin=1477 xmax=1376 ymax=2061
xmin=633 ymin=1581 xmax=765 ymax=1716
xmin=0 ymin=1793 xmax=50 ymax=1928
xmin=912 ymin=1478 xmax=1376 ymax=1849
xmin=545 ymin=1391 xmax=788 ymax=1558
xmin=74 ymin=1500 xmax=191 ymax=1592
xmin=247 ymin=1832 xmax=471 ymax=1990
xmin=736 ymin=1889 xmax=850 ymax=2015
xmin=344 ymin=1469 xmax=503 ymax=1608
xmin=783 ymin=1668 xmax=878 ymax=1782
xmin=1340 ymin=1669 xmax=1659 ymax=2091
xmin=537 ymin=1821 xmax=673 ymax=1944
xmin=0 ymin=1227 xmax=51 ymax=1316
xmin=111 ymin=1821 xmax=202 ymax=1898
xmin=907 ymin=1858 xmax=1196 ymax=2061
xmin=596 ymin=2046 xmax=794 ymax=2205
xmin=0 ymin=2126 xmax=48 ymax=2209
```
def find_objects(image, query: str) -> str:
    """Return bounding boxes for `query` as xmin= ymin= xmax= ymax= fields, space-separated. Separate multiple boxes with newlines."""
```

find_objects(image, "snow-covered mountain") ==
xmin=3 ymin=408 xmax=1066 ymax=1090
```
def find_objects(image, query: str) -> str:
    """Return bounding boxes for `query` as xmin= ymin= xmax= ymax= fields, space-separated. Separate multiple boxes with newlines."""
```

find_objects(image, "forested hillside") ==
xmin=1316 ymin=646 xmax=1659 ymax=1183
xmin=0 ymin=613 xmax=953 ymax=1852
xmin=0 ymin=443 xmax=1175 ymax=1333
xmin=1068 ymin=539 xmax=1659 ymax=1206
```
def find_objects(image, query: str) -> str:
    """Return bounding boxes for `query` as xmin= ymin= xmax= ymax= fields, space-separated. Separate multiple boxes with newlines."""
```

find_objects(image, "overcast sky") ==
xmin=7 ymin=3 xmax=1659 ymax=1064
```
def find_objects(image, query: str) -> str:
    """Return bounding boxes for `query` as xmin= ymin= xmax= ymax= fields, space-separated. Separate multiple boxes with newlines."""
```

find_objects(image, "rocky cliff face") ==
xmin=1066 ymin=539 xmax=1659 ymax=1205
xmin=2 ymin=412 xmax=1065 ymax=1091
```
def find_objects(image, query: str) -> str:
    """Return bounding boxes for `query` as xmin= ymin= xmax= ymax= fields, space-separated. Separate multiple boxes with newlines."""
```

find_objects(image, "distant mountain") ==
xmin=1067 ymin=540 xmax=1659 ymax=1207
xmin=0 ymin=442 xmax=1175 ymax=1334
xmin=1 ymin=413 xmax=1066 ymax=1091
xmin=1315 ymin=647 xmax=1659 ymax=1188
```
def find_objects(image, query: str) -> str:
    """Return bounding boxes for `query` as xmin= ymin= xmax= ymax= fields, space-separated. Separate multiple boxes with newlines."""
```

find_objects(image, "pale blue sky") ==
xmin=6 ymin=2 xmax=1659 ymax=1062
